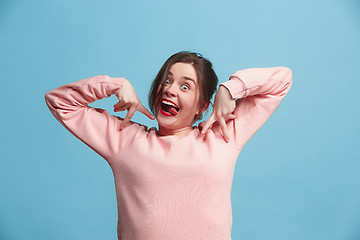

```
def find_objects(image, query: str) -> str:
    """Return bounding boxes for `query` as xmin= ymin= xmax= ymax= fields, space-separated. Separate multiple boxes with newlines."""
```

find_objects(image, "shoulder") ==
xmin=115 ymin=117 xmax=150 ymax=136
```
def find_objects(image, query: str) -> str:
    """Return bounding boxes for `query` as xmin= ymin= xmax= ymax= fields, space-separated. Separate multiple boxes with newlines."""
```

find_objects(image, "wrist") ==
xmin=220 ymin=79 xmax=246 ymax=99
xmin=218 ymin=85 xmax=235 ymax=100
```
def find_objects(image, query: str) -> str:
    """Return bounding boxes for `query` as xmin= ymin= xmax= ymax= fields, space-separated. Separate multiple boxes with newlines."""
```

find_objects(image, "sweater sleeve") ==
xmin=219 ymin=66 xmax=293 ymax=150
xmin=44 ymin=75 xmax=140 ymax=161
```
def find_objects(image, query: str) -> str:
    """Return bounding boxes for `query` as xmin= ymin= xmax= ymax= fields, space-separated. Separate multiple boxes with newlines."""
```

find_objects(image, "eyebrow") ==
xmin=168 ymin=71 xmax=196 ymax=84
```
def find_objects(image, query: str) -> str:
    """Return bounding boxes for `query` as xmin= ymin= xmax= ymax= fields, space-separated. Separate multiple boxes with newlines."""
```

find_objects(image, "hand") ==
xmin=199 ymin=85 xmax=236 ymax=142
xmin=113 ymin=78 xmax=155 ymax=129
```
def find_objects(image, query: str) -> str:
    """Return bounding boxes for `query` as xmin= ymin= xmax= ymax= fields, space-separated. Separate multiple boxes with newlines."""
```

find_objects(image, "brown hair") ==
xmin=148 ymin=51 xmax=218 ymax=122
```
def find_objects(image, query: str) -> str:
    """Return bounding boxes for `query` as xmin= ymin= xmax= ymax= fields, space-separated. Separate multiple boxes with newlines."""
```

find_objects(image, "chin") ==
xmin=156 ymin=114 xmax=177 ymax=129
xmin=155 ymin=112 xmax=181 ymax=130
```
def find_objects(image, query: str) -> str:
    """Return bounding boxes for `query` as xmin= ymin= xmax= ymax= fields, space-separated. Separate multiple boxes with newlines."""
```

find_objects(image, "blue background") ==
xmin=1 ymin=0 xmax=359 ymax=239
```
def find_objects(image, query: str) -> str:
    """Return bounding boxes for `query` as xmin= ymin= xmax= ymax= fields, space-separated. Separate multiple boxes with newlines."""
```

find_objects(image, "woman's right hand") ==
xmin=113 ymin=77 xmax=155 ymax=129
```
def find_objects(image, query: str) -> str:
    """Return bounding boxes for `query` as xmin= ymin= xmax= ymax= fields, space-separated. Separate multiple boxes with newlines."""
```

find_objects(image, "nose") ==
xmin=164 ymin=83 xmax=177 ymax=97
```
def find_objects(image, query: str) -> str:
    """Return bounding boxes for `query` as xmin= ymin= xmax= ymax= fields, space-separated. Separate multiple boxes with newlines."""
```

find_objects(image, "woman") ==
xmin=45 ymin=51 xmax=292 ymax=240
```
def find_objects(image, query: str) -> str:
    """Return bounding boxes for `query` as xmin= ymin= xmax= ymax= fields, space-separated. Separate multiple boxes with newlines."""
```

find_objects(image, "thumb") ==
xmin=201 ymin=115 xmax=215 ymax=134
xmin=120 ymin=107 xmax=136 ymax=130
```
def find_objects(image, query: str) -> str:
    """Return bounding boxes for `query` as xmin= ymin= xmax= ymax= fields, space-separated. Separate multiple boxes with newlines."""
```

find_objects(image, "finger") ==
xmin=120 ymin=107 xmax=136 ymax=130
xmin=113 ymin=102 xmax=122 ymax=108
xmin=138 ymin=104 xmax=155 ymax=120
xmin=114 ymin=106 xmax=127 ymax=112
xmin=219 ymin=117 xmax=230 ymax=143
xmin=114 ymin=101 xmax=127 ymax=111
xmin=228 ymin=113 xmax=237 ymax=120
xmin=201 ymin=115 xmax=215 ymax=134
xmin=114 ymin=102 xmax=129 ymax=112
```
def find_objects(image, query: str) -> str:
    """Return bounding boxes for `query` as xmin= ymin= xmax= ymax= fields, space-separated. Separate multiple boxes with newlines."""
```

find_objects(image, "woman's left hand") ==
xmin=199 ymin=85 xmax=236 ymax=142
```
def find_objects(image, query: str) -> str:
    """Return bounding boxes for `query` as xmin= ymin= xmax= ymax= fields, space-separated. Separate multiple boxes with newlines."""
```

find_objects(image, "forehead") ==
xmin=168 ymin=62 xmax=198 ymax=83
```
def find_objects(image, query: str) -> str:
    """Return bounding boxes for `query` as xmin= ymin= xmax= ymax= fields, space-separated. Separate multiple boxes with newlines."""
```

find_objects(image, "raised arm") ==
xmin=201 ymin=66 xmax=293 ymax=150
xmin=44 ymin=75 xmax=152 ymax=161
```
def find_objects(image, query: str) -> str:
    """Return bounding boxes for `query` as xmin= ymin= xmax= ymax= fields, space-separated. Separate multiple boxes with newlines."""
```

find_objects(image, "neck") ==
xmin=157 ymin=124 xmax=194 ymax=137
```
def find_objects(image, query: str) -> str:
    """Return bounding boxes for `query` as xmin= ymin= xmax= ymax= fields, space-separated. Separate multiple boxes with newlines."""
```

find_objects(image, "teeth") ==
xmin=161 ymin=100 xmax=178 ymax=108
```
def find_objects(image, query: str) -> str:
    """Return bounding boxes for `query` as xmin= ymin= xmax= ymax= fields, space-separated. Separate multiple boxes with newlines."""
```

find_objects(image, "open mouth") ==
xmin=160 ymin=99 xmax=179 ymax=116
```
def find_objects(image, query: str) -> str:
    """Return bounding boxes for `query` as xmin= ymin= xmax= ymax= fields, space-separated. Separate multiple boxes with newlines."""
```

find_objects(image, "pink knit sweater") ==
xmin=45 ymin=66 xmax=292 ymax=240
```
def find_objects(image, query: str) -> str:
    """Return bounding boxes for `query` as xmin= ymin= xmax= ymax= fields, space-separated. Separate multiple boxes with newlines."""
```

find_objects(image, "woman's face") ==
xmin=155 ymin=62 xmax=203 ymax=131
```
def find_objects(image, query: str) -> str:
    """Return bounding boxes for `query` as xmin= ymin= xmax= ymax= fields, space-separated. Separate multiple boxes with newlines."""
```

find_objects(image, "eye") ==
xmin=181 ymin=84 xmax=190 ymax=90
xmin=164 ymin=78 xmax=171 ymax=85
